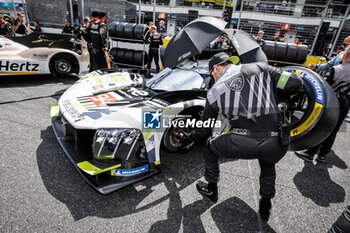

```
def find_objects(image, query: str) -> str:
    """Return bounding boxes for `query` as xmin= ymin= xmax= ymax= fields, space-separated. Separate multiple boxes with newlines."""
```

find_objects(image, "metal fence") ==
xmin=126 ymin=0 xmax=350 ymax=58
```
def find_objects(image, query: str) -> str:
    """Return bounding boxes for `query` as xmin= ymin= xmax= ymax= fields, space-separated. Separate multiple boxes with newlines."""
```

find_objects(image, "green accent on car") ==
xmin=77 ymin=161 xmax=121 ymax=176
xmin=50 ymin=105 xmax=59 ymax=117
xmin=144 ymin=129 xmax=153 ymax=141
xmin=277 ymin=71 xmax=291 ymax=90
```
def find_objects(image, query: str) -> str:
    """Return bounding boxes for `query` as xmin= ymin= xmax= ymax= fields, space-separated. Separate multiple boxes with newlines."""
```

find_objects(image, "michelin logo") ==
xmin=143 ymin=110 xmax=162 ymax=129
xmin=112 ymin=165 xmax=148 ymax=176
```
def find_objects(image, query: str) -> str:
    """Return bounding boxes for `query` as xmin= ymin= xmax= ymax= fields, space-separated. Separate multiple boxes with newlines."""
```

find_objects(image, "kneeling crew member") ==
xmin=191 ymin=52 xmax=303 ymax=221
xmin=89 ymin=12 xmax=108 ymax=71
xmin=295 ymin=46 xmax=350 ymax=163
xmin=146 ymin=25 xmax=163 ymax=74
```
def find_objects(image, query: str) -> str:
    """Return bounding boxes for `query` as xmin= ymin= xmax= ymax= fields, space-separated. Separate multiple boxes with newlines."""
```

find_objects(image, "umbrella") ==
xmin=162 ymin=17 xmax=227 ymax=68
xmin=226 ymin=29 xmax=268 ymax=64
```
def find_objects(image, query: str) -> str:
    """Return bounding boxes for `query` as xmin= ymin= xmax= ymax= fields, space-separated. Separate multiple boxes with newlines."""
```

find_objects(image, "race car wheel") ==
xmin=49 ymin=54 xmax=78 ymax=77
xmin=55 ymin=59 xmax=72 ymax=74
xmin=282 ymin=66 xmax=339 ymax=151
xmin=162 ymin=118 xmax=196 ymax=153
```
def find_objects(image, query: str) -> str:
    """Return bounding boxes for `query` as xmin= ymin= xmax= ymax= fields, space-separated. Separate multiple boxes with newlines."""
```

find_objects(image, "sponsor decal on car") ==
xmin=0 ymin=61 xmax=39 ymax=72
xmin=291 ymin=70 xmax=325 ymax=137
xmin=111 ymin=164 xmax=148 ymax=176
xmin=33 ymin=53 xmax=48 ymax=58
xmin=89 ymin=92 xmax=119 ymax=106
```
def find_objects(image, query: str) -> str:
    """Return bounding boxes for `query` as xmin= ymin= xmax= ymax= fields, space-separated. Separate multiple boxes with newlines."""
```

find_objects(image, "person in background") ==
xmin=293 ymin=35 xmax=302 ymax=45
xmin=13 ymin=13 xmax=29 ymax=35
xmin=146 ymin=25 xmax=163 ymax=74
xmin=274 ymin=30 xmax=287 ymax=42
xmin=308 ymin=36 xmax=350 ymax=73
xmin=256 ymin=30 xmax=264 ymax=42
xmin=62 ymin=19 xmax=74 ymax=34
xmin=158 ymin=20 xmax=167 ymax=38
xmin=295 ymin=46 xmax=350 ymax=163
xmin=31 ymin=21 xmax=41 ymax=32
xmin=89 ymin=12 xmax=108 ymax=71
xmin=148 ymin=21 xmax=153 ymax=30
xmin=210 ymin=33 xmax=228 ymax=50
xmin=0 ymin=13 xmax=11 ymax=36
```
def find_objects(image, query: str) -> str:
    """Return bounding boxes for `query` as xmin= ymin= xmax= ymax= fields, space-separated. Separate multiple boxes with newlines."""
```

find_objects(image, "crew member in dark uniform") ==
xmin=62 ymin=19 xmax=74 ymax=34
xmin=295 ymin=46 xmax=350 ymax=163
xmin=183 ymin=52 xmax=302 ymax=221
xmin=89 ymin=12 xmax=108 ymax=71
xmin=13 ymin=13 xmax=28 ymax=35
xmin=210 ymin=34 xmax=228 ymax=50
xmin=82 ymin=12 xmax=100 ymax=71
xmin=0 ymin=14 xmax=10 ymax=36
xmin=146 ymin=25 xmax=163 ymax=74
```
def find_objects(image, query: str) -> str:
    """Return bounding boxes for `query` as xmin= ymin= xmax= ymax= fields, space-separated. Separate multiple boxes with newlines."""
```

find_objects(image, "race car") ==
xmin=51 ymin=17 xmax=339 ymax=194
xmin=0 ymin=32 xmax=89 ymax=76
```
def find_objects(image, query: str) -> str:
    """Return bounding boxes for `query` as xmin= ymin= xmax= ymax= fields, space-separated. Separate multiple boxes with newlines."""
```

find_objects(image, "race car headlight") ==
xmin=92 ymin=128 xmax=146 ymax=163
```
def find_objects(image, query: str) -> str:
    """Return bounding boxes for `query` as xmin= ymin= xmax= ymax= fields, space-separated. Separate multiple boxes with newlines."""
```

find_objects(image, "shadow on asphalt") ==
xmin=293 ymin=153 xmax=346 ymax=207
xmin=0 ymin=74 xmax=77 ymax=88
xmin=37 ymin=126 xmax=276 ymax=232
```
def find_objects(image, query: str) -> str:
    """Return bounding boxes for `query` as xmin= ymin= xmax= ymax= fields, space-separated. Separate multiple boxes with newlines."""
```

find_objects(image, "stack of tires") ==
xmin=110 ymin=48 xmax=148 ymax=66
xmin=109 ymin=22 xmax=149 ymax=41
xmin=262 ymin=41 xmax=308 ymax=64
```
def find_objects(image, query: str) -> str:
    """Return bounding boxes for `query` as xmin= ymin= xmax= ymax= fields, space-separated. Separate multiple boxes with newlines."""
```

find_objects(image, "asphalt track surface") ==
xmin=0 ymin=75 xmax=349 ymax=233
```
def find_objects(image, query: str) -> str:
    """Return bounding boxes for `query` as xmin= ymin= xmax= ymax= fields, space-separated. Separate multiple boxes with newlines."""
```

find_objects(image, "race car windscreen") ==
xmin=146 ymin=68 xmax=204 ymax=91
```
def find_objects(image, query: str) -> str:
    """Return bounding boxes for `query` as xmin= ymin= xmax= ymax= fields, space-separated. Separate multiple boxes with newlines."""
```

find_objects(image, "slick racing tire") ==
xmin=282 ymin=66 xmax=339 ymax=151
xmin=49 ymin=54 xmax=78 ymax=77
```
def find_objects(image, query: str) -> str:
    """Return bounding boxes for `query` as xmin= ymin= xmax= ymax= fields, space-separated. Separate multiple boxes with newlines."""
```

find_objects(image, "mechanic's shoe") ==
xmin=295 ymin=151 xmax=314 ymax=162
xmin=196 ymin=181 xmax=218 ymax=203
xmin=316 ymin=154 xmax=326 ymax=163
xmin=259 ymin=198 xmax=272 ymax=221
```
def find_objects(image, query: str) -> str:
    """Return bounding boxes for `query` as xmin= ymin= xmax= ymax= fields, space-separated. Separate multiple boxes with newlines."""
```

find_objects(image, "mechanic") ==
xmin=0 ymin=14 xmax=11 ymax=36
xmin=13 ymin=13 xmax=28 ymax=35
xmin=81 ymin=12 xmax=100 ymax=71
xmin=183 ymin=52 xmax=302 ymax=221
xmin=62 ymin=19 xmax=74 ymax=34
xmin=295 ymin=46 xmax=350 ymax=163
xmin=158 ymin=20 xmax=167 ymax=38
xmin=88 ymin=12 xmax=109 ymax=71
xmin=308 ymin=36 xmax=350 ymax=73
xmin=273 ymin=30 xmax=287 ymax=42
xmin=328 ymin=205 xmax=350 ymax=233
xmin=146 ymin=25 xmax=163 ymax=74
xmin=210 ymin=34 xmax=228 ymax=50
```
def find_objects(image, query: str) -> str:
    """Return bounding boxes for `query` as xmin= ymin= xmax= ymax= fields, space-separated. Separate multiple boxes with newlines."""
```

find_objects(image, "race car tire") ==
xmin=133 ymin=50 xmax=148 ymax=66
xmin=124 ymin=49 xmax=135 ymax=64
xmin=109 ymin=47 xmax=118 ymax=60
xmin=282 ymin=66 xmax=339 ymax=151
xmin=116 ymin=48 xmax=127 ymax=63
xmin=274 ymin=42 xmax=287 ymax=60
xmin=262 ymin=41 xmax=275 ymax=59
xmin=116 ymin=22 xmax=127 ymax=38
xmin=133 ymin=24 xmax=148 ymax=40
xmin=285 ymin=43 xmax=298 ymax=62
xmin=109 ymin=21 xmax=118 ymax=38
xmin=296 ymin=45 xmax=308 ymax=64
xmin=49 ymin=54 xmax=79 ymax=77
xmin=162 ymin=107 xmax=203 ymax=153
xmin=124 ymin=23 xmax=136 ymax=39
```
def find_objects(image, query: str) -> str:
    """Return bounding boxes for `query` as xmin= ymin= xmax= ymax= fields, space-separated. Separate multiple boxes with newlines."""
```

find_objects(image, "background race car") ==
xmin=0 ymin=33 xmax=89 ymax=76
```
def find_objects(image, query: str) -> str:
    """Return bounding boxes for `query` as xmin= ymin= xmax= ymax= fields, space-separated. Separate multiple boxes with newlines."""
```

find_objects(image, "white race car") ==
xmin=0 ymin=33 xmax=89 ymax=76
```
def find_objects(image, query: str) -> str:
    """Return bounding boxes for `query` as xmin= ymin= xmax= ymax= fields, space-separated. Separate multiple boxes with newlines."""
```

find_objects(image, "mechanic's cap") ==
xmin=209 ymin=52 xmax=239 ymax=72
xmin=91 ymin=11 xmax=100 ymax=17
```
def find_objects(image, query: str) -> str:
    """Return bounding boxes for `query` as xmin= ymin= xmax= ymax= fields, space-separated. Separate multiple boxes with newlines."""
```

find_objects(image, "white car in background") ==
xmin=0 ymin=33 xmax=89 ymax=76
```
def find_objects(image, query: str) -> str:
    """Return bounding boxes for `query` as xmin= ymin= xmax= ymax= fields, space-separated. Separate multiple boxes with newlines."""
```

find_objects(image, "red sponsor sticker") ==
xmin=89 ymin=93 xmax=118 ymax=106
xmin=92 ymin=85 xmax=104 ymax=91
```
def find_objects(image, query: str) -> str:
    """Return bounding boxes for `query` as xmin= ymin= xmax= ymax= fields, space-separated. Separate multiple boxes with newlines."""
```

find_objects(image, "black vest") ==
xmin=89 ymin=21 xmax=103 ymax=49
